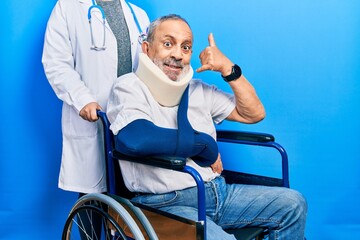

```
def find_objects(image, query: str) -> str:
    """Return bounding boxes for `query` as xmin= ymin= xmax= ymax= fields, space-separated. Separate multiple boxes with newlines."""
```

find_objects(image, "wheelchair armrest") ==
xmin=217 ymin=130 xmax=274 ymax=143
xmin=112 ymin=150 xmax=186 ymax=171
xmin=222 ymin=169 xmax=283 ymax=187
xmin=216 ymin=130 xmax=275 ymax=142
xmin=217 ymin=129 xmax=290 ymax=188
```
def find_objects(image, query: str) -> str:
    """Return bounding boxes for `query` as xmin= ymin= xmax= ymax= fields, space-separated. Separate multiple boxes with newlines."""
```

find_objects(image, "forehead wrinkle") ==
xmin=155 ymin=20 xmax=193 ymax=42
xmin=158 ymin=33 xmax=193 ymax=45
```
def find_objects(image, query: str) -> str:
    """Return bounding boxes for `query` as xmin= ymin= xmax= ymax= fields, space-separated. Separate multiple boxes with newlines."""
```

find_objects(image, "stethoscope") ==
xmin=88 ymin=0 xmax=146 ymax=51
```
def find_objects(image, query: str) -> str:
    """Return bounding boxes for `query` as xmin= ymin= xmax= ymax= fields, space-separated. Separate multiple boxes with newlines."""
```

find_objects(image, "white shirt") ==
xmin=107 ymin=73 xmax=235 ymax=193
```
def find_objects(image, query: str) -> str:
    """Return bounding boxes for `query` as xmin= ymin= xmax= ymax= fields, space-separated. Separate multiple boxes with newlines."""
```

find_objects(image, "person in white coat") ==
xmin=42 ymin=0 xmax=150 ymax=195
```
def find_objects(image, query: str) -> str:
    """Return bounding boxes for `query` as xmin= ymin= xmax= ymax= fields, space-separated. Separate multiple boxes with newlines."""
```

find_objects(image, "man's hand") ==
xmin=196 ymin=33 xmax=234 ymax=76
xmin=211 ymin=153 xmax=223 ymax=174
xmin=79 ymin=102 xmax=102 ymax=122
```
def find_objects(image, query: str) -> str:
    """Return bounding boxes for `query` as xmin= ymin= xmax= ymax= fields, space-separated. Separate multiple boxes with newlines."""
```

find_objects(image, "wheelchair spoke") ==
xmin=63 ymin=202 xmax=132 ymax=240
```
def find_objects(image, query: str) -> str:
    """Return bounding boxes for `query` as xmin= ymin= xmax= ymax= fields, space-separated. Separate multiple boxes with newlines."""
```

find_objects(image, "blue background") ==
xmin=1 ymin=0 xmax=359 ymax=239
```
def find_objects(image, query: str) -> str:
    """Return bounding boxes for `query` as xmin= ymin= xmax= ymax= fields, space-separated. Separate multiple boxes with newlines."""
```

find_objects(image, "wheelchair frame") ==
xmin=62 ymin=111 xmax=290 ymax=240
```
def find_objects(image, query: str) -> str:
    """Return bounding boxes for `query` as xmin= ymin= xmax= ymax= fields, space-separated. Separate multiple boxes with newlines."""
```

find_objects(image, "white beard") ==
xmin=153 ymin=58 xmax=191 ymax=82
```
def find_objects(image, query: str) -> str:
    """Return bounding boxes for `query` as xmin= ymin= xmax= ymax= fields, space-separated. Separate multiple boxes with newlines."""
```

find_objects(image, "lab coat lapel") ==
xmin=121 ymin=0 xmax=139 ymax=42
xmin=121 ymin=0 xmax=142 ymax=68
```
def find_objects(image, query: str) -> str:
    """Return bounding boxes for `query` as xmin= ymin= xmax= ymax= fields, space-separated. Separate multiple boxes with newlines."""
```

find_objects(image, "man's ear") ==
xmin=142 ymin=41 xmax=149 ymax=53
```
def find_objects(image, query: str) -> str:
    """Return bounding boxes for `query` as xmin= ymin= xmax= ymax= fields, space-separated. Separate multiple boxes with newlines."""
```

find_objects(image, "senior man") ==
xmin=107 ymin=14 xmax=307 ymax=240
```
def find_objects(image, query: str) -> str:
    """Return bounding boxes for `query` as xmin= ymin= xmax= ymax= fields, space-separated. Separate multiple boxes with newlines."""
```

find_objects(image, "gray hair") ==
xmin=145 ymin=14 xmax=191 ymax=43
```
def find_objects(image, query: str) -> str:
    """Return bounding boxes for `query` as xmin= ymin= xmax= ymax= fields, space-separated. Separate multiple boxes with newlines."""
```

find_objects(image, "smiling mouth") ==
xmin=164 ymin=63 xmax=183 ymax=71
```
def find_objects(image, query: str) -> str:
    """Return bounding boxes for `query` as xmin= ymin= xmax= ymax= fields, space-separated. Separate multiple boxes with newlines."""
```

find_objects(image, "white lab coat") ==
xmin=42 ymin=0 xmax=150 ymax=193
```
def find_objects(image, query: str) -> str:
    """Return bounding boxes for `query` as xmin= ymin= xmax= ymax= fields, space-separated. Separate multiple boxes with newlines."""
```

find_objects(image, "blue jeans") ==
xmin=132 ymin=176 xmax=307 ymax=240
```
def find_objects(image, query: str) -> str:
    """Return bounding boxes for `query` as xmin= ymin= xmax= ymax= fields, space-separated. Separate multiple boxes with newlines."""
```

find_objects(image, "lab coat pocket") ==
xmin=62 ymin=104 xmax=98 ymax=138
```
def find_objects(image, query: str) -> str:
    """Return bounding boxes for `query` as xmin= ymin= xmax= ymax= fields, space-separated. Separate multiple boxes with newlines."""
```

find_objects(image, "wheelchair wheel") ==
xmin=62 ymin=193 xmax=145 ymax=240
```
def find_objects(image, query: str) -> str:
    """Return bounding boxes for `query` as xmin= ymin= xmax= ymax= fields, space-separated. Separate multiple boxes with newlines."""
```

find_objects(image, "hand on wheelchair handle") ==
xmin=80 ymin=102 xmax=102 ymax=122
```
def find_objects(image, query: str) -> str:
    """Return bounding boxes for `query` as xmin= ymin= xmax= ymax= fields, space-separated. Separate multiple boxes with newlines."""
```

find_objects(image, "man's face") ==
xmin=142 ymin=19 xmax=193 ymax=81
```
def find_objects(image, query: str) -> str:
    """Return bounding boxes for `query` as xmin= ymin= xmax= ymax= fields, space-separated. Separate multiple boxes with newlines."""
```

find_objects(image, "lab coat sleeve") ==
xmin=42 ymin=1 xmax=96 ymax=112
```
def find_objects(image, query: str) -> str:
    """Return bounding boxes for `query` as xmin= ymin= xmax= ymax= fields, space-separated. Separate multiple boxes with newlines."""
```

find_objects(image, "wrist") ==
xmin=221 ymin=64 xmax=242 ymax=82
xmin=220 ymin=60 xmax=234 ymax=75
xmin=221 ymin=64 xmax=233 ymax=76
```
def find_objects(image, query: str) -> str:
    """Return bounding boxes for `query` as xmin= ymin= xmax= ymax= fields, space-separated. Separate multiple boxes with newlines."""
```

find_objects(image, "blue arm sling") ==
xmin=115 ymin=86 xmax=218 ymax=167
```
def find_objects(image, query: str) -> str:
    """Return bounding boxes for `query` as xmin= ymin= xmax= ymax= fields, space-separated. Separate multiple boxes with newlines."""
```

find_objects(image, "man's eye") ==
xmin=183 ymin=45 xmax=192 ymax=51
xmin=164 ymin=42 xmax=172 ymax=47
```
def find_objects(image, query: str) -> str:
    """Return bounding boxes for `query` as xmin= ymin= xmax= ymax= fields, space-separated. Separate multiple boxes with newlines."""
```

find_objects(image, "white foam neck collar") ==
xmin=135 ymin=53 xmax=193 ymax=107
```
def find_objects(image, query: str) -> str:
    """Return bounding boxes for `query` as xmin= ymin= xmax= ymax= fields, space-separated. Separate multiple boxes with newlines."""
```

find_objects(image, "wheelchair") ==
xmin=62 ymin=111 xmax=290 ymax=240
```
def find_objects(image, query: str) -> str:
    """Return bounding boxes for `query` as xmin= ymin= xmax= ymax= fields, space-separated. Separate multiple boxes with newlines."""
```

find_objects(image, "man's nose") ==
xmin=171 ymin=46 xmax=183 ymax=60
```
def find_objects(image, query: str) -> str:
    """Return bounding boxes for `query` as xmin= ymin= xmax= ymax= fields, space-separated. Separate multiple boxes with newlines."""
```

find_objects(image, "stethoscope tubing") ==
xmin=88 ymin=0 xmax=144 ymax=36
